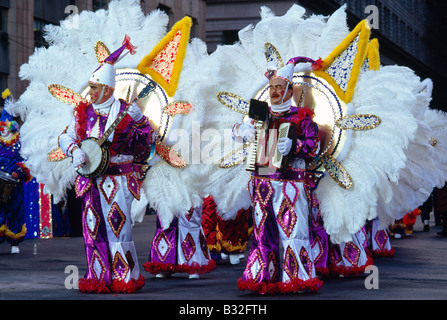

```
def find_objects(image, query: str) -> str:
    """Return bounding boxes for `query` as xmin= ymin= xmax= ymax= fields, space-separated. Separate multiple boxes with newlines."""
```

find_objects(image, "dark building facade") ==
xmin=205 ymin=0 xmax=447 ymax=111
xmin=0 ymin=0 xmax=206 ymax=100
xmin=0 ymin=0 xmax=74 ymax=98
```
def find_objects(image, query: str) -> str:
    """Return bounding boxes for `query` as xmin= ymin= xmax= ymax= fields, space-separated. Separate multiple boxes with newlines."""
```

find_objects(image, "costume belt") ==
xmin=254 ymin=169 xmax=306 ymax=181
xmin=103 ymin=162 xmax=134 ymax=176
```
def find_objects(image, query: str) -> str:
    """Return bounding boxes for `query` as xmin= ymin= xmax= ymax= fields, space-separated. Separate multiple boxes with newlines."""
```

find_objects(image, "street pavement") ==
xmin=1 ymin=213 xmax=447 ymax=307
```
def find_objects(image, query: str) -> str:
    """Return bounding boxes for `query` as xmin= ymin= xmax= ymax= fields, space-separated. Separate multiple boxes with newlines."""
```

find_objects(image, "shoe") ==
xmin=11 ymin=246 xmax=20 ymax=254
xmin=423 ymin=221 xmax=430 ymax=232
xmin=220 ymin=252 xmax=228 ymax=260
xmin=437 ymin=230 xmax=447 ymax=237
xmin=188 ymin=273 xmax=200 ymax=280
xmin=229 ymin=254 xmax=240 ymax=265
xmin=155 ymin=271 xmax=171 ymax=278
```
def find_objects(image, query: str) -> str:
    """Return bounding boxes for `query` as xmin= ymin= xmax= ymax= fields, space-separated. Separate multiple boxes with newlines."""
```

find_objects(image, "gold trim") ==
xmin=217 ymin=143 xmax=249 ymax=168
xmin=264 ymin=42 xmax=284 ymax=69
xmin=320 ymin=154 xmax=353 ymax=189
xmin=335 ymin=114 xmax=381 ymax=131
xmin=313 ymin=20 xmax=371 ymax=103
xmin=48 ymin=84 xmax=85 ymax=107
xmin=216 ymin=92 xmax=249 ymax=115
xmin=94 ymin=41 xmax=111 ymax=64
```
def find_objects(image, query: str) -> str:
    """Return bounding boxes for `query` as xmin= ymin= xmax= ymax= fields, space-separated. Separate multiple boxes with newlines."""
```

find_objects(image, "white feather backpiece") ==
xmin=181 ymin=5 xmax=352 ymax=222
xmin=374 ymin=80 xmax=447 ymax=230
xmin=178 ymin=4 xmax=443 ymax=243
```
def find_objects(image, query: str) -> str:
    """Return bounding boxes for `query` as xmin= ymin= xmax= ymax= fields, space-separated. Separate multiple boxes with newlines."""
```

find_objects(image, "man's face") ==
xmin=88 ymin=83 xmax=113 ymax=104
xmin=269 ymin=78 xmax=292 ymax=105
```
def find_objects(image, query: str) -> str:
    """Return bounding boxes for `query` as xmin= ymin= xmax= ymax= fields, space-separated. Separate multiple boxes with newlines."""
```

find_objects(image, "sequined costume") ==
xmin=309 ymin=193 xmax=375 ymax=278
xmin=3 ymin=1 xmax=204 ymax=287
xmin=59 ymin=98 xmax=153 ymax=293
xmin=365 ymin=218 xmax=395 ymax=257
xmin=0 ymin=108 xmax=31 ymax=250
xmin=144 ymin=203 xmax=216 ymax=278
xmin=327 ymin=227 xmax=374 ymax=277
xmin=309 ymin=193 xmax=330 ymax=277
xmin=236 ymin=105 xmax=323 ymax=294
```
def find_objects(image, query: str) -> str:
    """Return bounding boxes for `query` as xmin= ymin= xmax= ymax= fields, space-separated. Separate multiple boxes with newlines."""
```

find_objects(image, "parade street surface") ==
xmin=1 ymin=214 xmax=447 ymax=308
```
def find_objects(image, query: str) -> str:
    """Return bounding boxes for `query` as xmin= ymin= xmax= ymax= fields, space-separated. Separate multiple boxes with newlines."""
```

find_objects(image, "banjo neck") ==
xmin=95 ymin=82 xmax=156 ymax=147
xmin=97 ymin=103 xmax=130 ymax=146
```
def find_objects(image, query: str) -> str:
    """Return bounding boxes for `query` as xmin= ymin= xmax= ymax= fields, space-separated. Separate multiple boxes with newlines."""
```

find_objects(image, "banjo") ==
xmin=76 ymin=82 xmax=156 ymax=178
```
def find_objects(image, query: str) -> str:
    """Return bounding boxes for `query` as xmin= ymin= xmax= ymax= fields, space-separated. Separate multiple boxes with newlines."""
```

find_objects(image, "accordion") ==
xmin=246 ymin=99 xmax=294 ymax=171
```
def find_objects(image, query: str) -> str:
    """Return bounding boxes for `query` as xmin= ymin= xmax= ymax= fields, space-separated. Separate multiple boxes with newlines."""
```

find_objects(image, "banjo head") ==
xmin=76 ymin=137 xmax=110 ymax=178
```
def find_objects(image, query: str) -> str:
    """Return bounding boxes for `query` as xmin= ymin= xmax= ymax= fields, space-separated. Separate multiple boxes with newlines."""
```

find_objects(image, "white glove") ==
xmin=127 ymin=103 xmax=144 ymax=122
xmin=236 ymin=123 xmax=256 ymax=143
xmin=277 ymin=137 xmax=292 ymax=156
xmin=72 ymin=147 xmax=86 ymax=168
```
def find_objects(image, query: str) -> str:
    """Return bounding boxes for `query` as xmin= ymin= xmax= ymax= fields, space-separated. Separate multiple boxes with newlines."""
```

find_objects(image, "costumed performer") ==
xmin=138 ymin=17 xmax=217 ymax=281
xmin=234 ymin=58 xmax=323 ymax=294
xmin=327 ymin=226 xmax=373 ymax=277
xmin=144 ymin=199 xmax=217 ymax=280
xmin=202 ymin=195 xmax=250 ymax=264
xmin=365 ymin=218 xmax=395 ymax=257
xmin=0 ymin=92 xmax=32 ymax=254
xmin=58 ymin=37 xmax=154 ymax=293
xmin=310 ymin=194 xmax=374 ymax=277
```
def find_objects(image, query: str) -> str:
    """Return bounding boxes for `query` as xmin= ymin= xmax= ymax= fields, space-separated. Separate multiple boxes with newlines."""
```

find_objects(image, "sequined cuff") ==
xmin=67 ymin=142 xmax=78 ymax=157
xmin=294 ymin=139 xmax=303 ymax=155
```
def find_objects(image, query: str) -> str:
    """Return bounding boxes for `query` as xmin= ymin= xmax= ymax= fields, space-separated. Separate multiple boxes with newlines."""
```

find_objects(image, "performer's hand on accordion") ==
xmin=277 ymin=137 xmax=292 ymax=156
xmin=233 ymin=123 xmax=256 ymax=144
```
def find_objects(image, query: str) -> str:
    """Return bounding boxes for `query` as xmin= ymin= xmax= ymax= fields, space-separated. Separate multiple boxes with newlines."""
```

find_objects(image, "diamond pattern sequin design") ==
xmin=155 ymin=232 xmax=172 ymax=262
xmin=112 ymin=251 xmax=129 ymax=281
xmin=267 ymin=252 xmax=278 ymax=280
xmin=284 ymin=246 xmax=299 ymax=280
xmin=253 ymin=179 xmax=272 ymax=232
xmin=181 ymin=233 xmax=196 ymax=262
xmin=108 ymin=203 xmax=126 ymax=237
xmin=199 ymin=232 xmax=210 ymax=260
xmin=84 ymin=201 xmax=100 ymax=240
xmin=90 ymin=250 xmax=106 ymax=281
xmin=99 ymin=176 xmax=118 ymax=205
xmin=185 ymin=207 xmax=194 ymax=221
xmin=311 ymin=236 xmax=324 ymax=264
xmin=246 ymin=249 xmax=264 ymax=281
xmin=343 ymin=241 xmax=360 ymax=266
xmin=299 ymin=247 xmax=313 ymax=278
xmin=276 ymin=198 xmax=297 ymax=238
xmin=125 ymin=251 xmax=135 ymax=272
xmin=374 ymin=230 xmax=389 ymax=251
